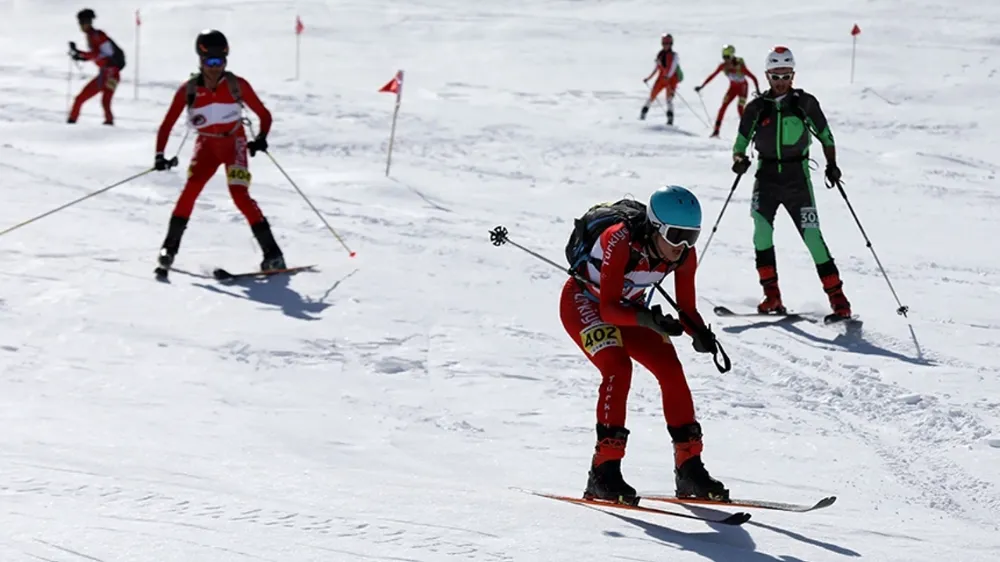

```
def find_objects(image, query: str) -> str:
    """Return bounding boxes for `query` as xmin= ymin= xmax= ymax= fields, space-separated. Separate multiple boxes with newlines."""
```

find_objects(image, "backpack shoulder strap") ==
xmin=185 ymin=73 xmax=202 ymax=108
xmin=224 ymin=71 xmax=243 ymax=105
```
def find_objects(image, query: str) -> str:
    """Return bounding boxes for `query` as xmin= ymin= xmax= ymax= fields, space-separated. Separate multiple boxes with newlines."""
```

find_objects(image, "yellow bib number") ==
xmin=227 ymin=166 xmax=252 ymax=186
xmin=580 ymin=323 xmax=622 ymax=356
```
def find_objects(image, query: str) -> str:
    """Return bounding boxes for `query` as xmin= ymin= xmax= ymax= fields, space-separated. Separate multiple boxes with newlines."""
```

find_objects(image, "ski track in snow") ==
xmin=2 ymin=0 xmax=1000 ymax=561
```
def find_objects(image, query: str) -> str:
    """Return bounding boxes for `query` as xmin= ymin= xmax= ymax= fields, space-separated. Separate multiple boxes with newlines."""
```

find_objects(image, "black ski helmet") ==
xmin=77 ymin=9 xmax=96 ymax=24
xmin=196 ymin=30 xmax=229 ymax=58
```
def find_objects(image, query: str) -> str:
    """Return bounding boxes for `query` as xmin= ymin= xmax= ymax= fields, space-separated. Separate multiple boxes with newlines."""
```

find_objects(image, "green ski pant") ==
xmin=751 ymin=161 xmax=839 ymax=279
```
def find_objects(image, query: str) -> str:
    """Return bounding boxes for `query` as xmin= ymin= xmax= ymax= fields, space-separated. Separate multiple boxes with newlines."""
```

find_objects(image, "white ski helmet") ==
xmin=765 ymin=46 xmax=795 ymax=71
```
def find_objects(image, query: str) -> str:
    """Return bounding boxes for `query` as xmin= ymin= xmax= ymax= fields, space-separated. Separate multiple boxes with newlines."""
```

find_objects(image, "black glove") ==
xmin=694 ymin=85 xmax=703 ymax=93
xmin=154 ymin=153 xmax=177 ymax=171
xmin=692 ymin=325 xmax=718 ymax=354
xmin=732 ymin=154 xmax=751 ymax=174
xmin=248 ymin=134 xmax=268 ymax=157
xmin=825 ymin=163 xmax=843 ymax=188
xmin=636 ymin=305 xmax=685 ymax=337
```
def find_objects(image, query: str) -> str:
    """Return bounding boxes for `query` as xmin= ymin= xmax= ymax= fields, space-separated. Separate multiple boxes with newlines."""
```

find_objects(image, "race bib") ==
xmin=227 ymin=166 xmax=252 ymax=187
xmin=580 ymin=323 xmax=623 ymax=356
xmin=800 ymin=206 xmax=819 ymax=229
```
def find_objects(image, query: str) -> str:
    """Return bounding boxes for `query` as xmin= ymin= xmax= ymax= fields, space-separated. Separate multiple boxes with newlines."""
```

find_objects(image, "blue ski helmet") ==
xmin=647 ymin=185 xmax=702 ymax=247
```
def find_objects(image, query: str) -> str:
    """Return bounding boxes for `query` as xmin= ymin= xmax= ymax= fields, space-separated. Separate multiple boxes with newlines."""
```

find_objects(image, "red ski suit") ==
xmin=69 ymin=29 xmax=121 ymax=124
xmin=646 ymin=49 xmax=681 ymax=101
xmin=559 ymin=222 xmax=706 ymax=431
xmin=155 ymin=74 xmax=272 ymax=225
xmin=699 ymin=57 xmax=760 ymax=131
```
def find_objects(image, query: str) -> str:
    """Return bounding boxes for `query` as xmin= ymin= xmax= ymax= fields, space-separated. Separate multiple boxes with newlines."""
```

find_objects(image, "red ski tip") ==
xmin=349 ymin=251 xmax=356 ymax=257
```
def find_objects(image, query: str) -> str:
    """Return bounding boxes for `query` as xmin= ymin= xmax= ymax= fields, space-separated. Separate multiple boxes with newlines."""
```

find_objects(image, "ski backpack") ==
xmin=565 ymin=199 xmax=650 ymax=272
xmin=107 ymin=36 xmax=126 ymax=70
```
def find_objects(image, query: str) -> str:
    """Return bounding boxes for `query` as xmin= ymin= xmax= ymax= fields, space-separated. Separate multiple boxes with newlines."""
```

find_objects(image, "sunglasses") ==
xmin=768 ymin=72 xmax=793 ymax=81
xmin=655 ymin=223 xmax=700 ymax=248
xmin=202 ymin=56 xmax=226 ymax=68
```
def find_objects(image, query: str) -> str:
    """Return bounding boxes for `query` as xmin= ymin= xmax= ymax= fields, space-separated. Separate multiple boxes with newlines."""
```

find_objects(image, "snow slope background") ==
xmin=1 ymin=0 xmax=999 ymax=560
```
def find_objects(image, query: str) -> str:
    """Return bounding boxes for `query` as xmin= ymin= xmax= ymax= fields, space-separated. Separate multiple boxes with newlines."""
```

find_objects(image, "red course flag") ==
xmin=379 ymin=71 xmax=402 ymax=94
xmin=851 ymin=23 xmax=861 ymax=36
xmin=296 ymin=15 xmax=304 ymax=35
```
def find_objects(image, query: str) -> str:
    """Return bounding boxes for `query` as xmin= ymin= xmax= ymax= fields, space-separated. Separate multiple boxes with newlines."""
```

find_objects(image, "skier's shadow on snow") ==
xmin=192 ymin=269 xmax=358 ymax=321
xmin=601 ymin=509 xmax=859 ymax=560
xmin=721 ymin=317 xmax=933 ymax=366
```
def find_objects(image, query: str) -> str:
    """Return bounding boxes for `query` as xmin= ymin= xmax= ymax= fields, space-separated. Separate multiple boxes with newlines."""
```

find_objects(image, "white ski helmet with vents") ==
xmin=765 ymin=46 xmax=795 ymax=71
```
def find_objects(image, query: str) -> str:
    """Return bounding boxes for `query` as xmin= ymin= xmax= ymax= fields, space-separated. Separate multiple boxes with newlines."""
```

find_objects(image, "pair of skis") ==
xmin=713 ymin=305 xmax=862 ymax=326
xmin=155 ymin=263 xmax=317 ymax=282
xmin=524 ymin=489 xmax=836 ymax=526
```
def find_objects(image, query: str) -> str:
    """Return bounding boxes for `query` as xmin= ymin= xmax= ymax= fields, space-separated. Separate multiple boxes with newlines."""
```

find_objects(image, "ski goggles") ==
xmin=202 ymin=56 xmax=226 ymax=68
xmin=654 ymin=222 xmax=701 ymax=248
xmin=768 ymin=72 xmax=793 ymax=81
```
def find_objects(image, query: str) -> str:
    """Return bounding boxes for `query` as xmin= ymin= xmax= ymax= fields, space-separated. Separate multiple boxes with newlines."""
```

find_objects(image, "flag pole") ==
xmin=850 ymin=23 xmax=861 ymax=84
xmin=134 ymin=9 xmax=140 ymax=99
xmin=385 ymin=72 xmax=404 ymax=177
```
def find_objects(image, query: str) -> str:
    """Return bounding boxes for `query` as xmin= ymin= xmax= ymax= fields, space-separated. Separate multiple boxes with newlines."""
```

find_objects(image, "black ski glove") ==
xmin=248 ymin=134 xmax=268 ymax=157
xmin=694 ymin=85 xmax=703 ymax=93
xmin=732 ymin=154 xmax=751 ymax=175
xmin=154 ymin=152 xmax=177 ymax=171
xmin=691 ymin=325 xmax=719 ymax=354
xmin=68 ymin=42 xmax=84 ymax=60
xmin=825 ymin=163 xmax=843 ymax=188
xmin=636 ymin=305 xmax=685 ymax=337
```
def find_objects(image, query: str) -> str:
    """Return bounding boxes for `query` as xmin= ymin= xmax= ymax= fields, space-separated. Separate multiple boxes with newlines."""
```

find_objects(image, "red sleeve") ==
xmin=743 ymin=63 xmax=760 ymax=89
xmin=155 ymin=85 xmax=187 ymax=153
xmin=82 ymin=31 xmax=106 ymax=62
xmin=674 ymin=247 xmax=706 ymax=334
xmin=238 ymin=78 xmax=272 ymax=137
xmin=597 ymin=223 xmax=641 ymax=326
xmin=701 ymin=63 xmax=724 ymax=87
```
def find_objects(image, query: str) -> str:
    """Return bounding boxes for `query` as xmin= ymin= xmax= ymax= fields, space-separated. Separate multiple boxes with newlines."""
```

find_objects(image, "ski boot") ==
xmin=154 ymin=216 xmax=188 ymax=278
xmin=670 ymin=422 xmax=730 ymax=501
xmin=820 ymin=268 xmax=852 ymax=319
xmin=251 ymin=219 xmax=286 ymax=271
xmin=756 ymin=264 xmax=786 ymax=314
xmin=583 ymin=424 xmax=638 ymax=505
xmin=667 ymin=110 xmax=674 ymax=126
xmin=640 ymin=105 xmax=649 ymax=120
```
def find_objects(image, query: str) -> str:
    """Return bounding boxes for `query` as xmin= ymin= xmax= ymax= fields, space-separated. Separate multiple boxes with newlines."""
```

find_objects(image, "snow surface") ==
xmin=2 ymin=0 xmax=999 ymax=560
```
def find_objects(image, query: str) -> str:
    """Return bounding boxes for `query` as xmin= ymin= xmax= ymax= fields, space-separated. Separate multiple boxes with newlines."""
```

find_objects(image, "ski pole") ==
xmin=262 ymin=150 xmax=356 ymax=258
xmin=245 ymin=119 xmax=356 ymax=258
xmin=66 ymin=56 xmax=73 ymax=114
xmin=698 ymin=171 xmax=745 ymax=266
xmin=652 ymin=282 xmax=731 ymax=374
xmin=675 ymin=91 xmax=709 ymax=129
xmin=0 ymin=167 xmax=155 ymax=239
xmin=830 ymin=179 xmax=909 ymax=317
xmin=490 ymin=225 xmax=731 ymax=373
xmin=696 ymin=91 xmax=712 ymax=125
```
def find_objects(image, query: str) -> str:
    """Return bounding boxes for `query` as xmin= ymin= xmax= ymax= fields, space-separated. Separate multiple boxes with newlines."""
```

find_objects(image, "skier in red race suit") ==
xmin=695 ymin=44 xmax=760 ymax=138
xmin=640 ymin=34 xmax=683 ymax=125
xmin=67 ymin=9 xmax=126 ymax=125
xmin=152 ymin=29 xmax=286 ymax=275
xmin=559 ymin=185 xmax=728 ymax=504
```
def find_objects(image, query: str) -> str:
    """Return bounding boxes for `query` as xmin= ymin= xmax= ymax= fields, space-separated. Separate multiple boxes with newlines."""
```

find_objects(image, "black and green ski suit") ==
xmin=733 ymin=87 xmax=842 ymax=288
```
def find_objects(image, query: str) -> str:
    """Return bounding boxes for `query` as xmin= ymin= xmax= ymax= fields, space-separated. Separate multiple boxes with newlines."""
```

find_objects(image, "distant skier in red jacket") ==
xmin=67 ymin=9 xmax=126 ymax=125
xmin=694 ymin=45 xmax=760 ymax=138
xmin=151 ymin=30 xmax=285 ymax=278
